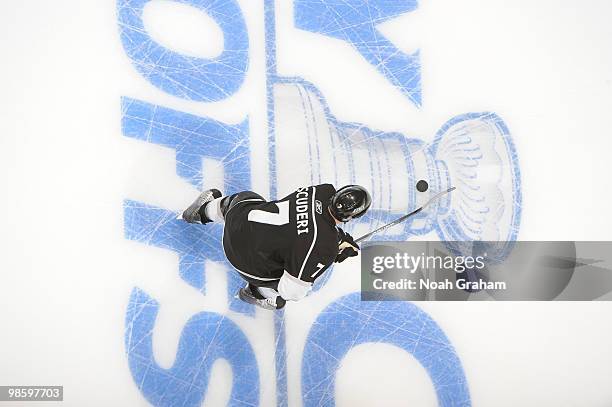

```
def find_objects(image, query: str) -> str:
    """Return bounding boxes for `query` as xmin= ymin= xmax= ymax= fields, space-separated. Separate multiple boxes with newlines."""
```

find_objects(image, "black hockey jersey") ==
xmin=222 ymin=184 xmax=339 ymax=287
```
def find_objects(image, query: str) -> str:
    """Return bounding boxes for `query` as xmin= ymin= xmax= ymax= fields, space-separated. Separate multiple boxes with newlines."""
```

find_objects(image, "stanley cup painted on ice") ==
xmin=270 ymin=79 xmax=522 ymax=255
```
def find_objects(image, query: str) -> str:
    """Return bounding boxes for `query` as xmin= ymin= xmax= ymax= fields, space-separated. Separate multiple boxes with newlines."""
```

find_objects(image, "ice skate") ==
xmin=181 ymin=188 xmax=222 ymax=224
xmin=238 ymin=285 xmax=282 ymax=311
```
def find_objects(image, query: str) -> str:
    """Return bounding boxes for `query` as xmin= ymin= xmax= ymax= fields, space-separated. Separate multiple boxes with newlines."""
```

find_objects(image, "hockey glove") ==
xmin=336 ymin=228 xmax=359 ymax=263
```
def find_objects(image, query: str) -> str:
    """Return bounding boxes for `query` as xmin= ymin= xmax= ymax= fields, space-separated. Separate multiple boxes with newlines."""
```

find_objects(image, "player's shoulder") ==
xmin=314 ymin=220 xmax=339 ymax=256
xmin=312 ymin=183 xmax=336 ymax=196
xmin=313 ymin=183 xmax=336 ymax=191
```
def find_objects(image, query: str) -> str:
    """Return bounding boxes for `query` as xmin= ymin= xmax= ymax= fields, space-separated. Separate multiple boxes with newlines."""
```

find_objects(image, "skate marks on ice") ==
xmin=125 ymin=289 xmax=260 ymax=406
xmin=302 ymin=293 xmax=469 ymax=407
xmin=116 ymin=0 xmax=522 ymax=405
xmin=124 ymin=290 xmax=470 ymax=407
xmin=118 ymin=0 xmax=248 ymax=102
xmin=293 ymin=0 xmax=422 ymax=106
xmin=122 ymin=98 xmax=254 ymax=316
xmin=271 ymin=79 xmax=522 ymax=262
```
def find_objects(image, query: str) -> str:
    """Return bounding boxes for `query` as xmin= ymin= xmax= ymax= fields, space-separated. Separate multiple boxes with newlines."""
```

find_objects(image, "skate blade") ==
xmin=238 ymin=290 xmax=275 ymax=310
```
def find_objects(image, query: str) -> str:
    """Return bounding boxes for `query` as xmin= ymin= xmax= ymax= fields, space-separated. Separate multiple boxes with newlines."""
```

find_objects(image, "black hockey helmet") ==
xmin=329 ymin=185 xmax=372 ymax=222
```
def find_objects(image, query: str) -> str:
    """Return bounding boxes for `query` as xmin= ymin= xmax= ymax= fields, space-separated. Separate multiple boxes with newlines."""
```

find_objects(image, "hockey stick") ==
xmin=354 ymin=187 xmax=456 ymax=243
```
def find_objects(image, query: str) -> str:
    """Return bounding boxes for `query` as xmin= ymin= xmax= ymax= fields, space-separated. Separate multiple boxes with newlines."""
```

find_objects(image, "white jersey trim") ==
xmin=298 ymin=186 xmax=317 ymax=280
xmin=234 ymin=267 xmax=280 ymax=282
xmin=224 ymin=198 xmax=266 ymax=217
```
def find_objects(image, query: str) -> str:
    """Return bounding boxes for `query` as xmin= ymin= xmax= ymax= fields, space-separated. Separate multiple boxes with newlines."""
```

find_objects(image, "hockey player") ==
xmin=181 ymin=184 xmax=371 ymax=310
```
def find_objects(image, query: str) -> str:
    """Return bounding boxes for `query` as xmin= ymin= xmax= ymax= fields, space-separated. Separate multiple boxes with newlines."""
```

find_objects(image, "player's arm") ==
xmin=279 ymin=246 xmax=335 ymax=301
xmin=335 ymin=227 xmax=359 ymax=263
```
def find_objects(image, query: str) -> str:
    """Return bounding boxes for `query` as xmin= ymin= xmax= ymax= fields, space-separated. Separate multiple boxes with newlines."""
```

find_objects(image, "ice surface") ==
xmin=3 ymin=0 xmax=612 ymax=406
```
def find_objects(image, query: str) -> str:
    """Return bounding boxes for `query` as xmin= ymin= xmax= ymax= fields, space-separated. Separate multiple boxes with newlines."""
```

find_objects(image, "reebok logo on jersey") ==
xmin=315 ymin=200 xmax=322 ymax=214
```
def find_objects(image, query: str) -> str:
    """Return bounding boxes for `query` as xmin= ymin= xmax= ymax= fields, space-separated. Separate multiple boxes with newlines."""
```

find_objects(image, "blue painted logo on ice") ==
xmin=118 ymin=0 xmax=521 ymax=405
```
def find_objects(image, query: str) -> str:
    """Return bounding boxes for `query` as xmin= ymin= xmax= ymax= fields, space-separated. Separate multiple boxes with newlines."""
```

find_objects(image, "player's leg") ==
xmin=236 ymin=278 xmax=286 ymax=310
xmin=256 ymin=286 xmax=280 ymax=300
xmin=199 ymin=196 xmax=224 ymax=223
xmin=182 ymin=190 xmax=265 ymax=224
xmin=219 ymin=191 xmax=266 ymax=218
xmin=209 ymin=190 xmax=266 ymax=223
xmin=182 ymin=189 xmax=222 ymax=224
xmin=200 ymin=189 xmax=281 ymax=310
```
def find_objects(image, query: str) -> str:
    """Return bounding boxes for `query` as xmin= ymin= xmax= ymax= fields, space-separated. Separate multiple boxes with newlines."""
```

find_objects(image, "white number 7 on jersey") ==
xmin=247 ymin=201 xmax=289 ymax=225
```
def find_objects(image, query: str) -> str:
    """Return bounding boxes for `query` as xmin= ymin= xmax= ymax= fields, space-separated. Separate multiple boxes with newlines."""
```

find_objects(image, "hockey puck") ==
xmin=416 ymin=180 xmax=429 ymax=192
